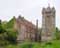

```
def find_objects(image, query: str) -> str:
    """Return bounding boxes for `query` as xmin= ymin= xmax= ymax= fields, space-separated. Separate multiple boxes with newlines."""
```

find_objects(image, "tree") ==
xmin=55 ymin=27 xmax=60 ymax=40
xmin=6 ymin=30 xmax=17 ymax=44
xmin=0 ymin=20 xmax=6 ymax=33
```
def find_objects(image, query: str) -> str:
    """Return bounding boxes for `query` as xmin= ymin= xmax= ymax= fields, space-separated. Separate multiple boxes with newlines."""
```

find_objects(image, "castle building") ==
xmin=42 ymin=5 xmax=56 ymax=42
xmin=14 ymin=15 xmax=37 ymax=42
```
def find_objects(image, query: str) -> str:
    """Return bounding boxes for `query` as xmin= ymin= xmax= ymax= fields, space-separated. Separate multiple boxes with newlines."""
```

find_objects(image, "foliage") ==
xmin=0 ymin=20 xmax=6 ymax=33
xmin=0 ymin=17 xmax=60 ymax=48
xmin=15 ymin=40 xmax=60 ymax=48
xmin=55 ymin=27 xmax=60 ymax=40
xmin=7 ymin=17 xmax=16 ymax=28
xmin=0 ymin=18 xmax=17 ymax=48
xmin=6 ymin=29 xmax=17 ymax=44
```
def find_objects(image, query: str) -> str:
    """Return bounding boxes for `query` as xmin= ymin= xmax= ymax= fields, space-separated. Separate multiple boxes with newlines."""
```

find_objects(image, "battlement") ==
xmin=42 ymin=6 xmax=55 ymax=15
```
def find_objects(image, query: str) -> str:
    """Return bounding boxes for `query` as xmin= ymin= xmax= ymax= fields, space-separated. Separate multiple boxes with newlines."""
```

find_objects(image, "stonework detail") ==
xmin=42 ymin=6 xmax=56 ymax=42
xmin=14 ymin=5 xmax=56 ymax=42
xmin=14 ymin=15 xmax=36 ymax=42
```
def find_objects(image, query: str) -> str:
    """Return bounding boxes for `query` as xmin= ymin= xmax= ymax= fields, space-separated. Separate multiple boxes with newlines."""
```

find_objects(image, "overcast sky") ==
xmin=0 ymin=0 xmax=60 ymax=28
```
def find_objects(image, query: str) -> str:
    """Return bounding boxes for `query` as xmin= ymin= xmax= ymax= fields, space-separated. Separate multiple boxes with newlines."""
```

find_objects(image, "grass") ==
xmin=3 ymin=40 xmax=60 ymax=48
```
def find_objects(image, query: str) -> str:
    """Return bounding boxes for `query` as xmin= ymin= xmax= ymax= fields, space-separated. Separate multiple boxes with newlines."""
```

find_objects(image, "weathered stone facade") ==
xmin=14 ymin=15 xmax=37 ymax=42
xmin=42 ymin=6 xmax=56 ymax=42
xmin=14 ymin=5 xmax=56 ymax=42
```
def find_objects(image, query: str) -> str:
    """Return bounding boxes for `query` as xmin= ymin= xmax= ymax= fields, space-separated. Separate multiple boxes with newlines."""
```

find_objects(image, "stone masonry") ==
xmin=42 ymin=5 xmax=56 ymax=42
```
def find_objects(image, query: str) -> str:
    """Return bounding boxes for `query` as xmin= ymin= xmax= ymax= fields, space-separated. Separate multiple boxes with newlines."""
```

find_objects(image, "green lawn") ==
xmin=4 ymin=40 xmax=60 ymax=48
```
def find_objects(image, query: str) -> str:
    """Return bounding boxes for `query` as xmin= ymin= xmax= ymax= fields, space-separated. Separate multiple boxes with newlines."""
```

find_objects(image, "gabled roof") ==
xmin=16 ymin=16 xmax=36 ymax=29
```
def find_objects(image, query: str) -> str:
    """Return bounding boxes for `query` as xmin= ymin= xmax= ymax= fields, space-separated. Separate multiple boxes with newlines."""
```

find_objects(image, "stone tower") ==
xmin=42 ymin=5 xmax=56 ymax=42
